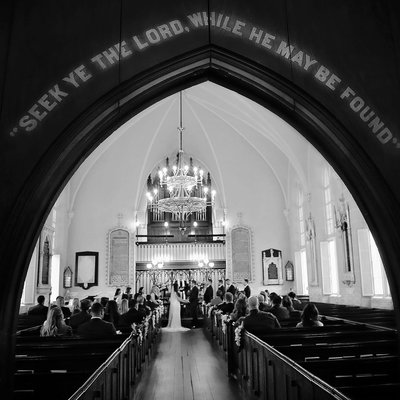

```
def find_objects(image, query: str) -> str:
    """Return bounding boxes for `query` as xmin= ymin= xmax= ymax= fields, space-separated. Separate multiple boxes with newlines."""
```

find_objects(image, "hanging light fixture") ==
xmin=147 ymin=91 xmax=216 ymax=225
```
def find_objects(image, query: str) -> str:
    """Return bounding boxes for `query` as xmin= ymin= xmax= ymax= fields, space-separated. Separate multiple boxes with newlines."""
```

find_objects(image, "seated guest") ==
xmin=242 ymin=296 xmax=280 ymax=333
xmin=269 ymin=294 xmax=290 ymax=321
xmin=296 ymin=303 xmax=324 ymax=327
xmin=104 ymin=300 xmax=121 ymax=326
xmin=137 ymin=294 xmax=151 ymax=315
xmin=150 ymin=285 xmax=162 ymax=304
xmin=288 ymin=291 xmax=302 ymax=307
xmin=100 ymin=297 xmax=109 ymax=308
xmin=40 ymin=306 xmax=72 ymax=337
xmin=209 ymin=290 xmax=224 ymax=306
xmin=28 ymin=295 xmax=48 ymax=316
xmin=119 ymin=298 xmax=129 ymax=314
xmin=70 ymin=297 xmax=81 ymax=315
xmin=217 ymin=292 xmax=235 ymax=314
xmin=69 ymin=299 xmax=92 ymax=331
xmin=145 ymin=294 xmax=158 ymax=310
xmin=120 ymin=299 xmax=146 ymax=326
xmin=282 ymin=295 xmax=301 ymax=318
xmin=56 ymin=296 xmax=71 ymax=319
xmin=257 ymin=294 xmax=269 ymax=311
xmin=77 ymin=302 xmax=116 ymax=338
xmin=230 ymin=296 xmax=248 ymax=323
xmin=203 ymin=278 xmax=213 ymax=305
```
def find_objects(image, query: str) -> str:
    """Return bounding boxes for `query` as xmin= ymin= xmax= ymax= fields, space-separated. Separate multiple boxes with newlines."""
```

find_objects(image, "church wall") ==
xmin=290 ymin=148 xmax=393 ymax=309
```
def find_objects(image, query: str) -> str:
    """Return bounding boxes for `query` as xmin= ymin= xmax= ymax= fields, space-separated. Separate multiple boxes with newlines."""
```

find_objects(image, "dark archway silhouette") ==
xmin=2 ymin=48 xmax=400 ymax=394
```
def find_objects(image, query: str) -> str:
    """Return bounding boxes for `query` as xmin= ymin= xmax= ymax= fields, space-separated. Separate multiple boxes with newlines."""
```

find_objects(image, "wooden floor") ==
xmin=133 ymin=328 xmax=246 ymax=400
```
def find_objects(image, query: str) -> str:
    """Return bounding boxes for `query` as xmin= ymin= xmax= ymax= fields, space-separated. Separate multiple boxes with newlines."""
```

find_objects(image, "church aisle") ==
xmin=133 ymin=328 xmax=245 ymax=400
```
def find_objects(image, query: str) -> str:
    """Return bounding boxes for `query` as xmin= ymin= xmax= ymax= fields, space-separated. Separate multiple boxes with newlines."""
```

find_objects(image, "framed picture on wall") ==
xmin=75 ymin=251 xmax=98 ymax=290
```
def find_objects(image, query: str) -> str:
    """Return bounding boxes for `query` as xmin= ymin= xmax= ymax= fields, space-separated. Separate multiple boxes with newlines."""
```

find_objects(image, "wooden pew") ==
xmin=275 ymin=339 xmax=398 ymax=361
xmin=299 ymin=355 xmax=400 ymax=384
xmin=14 ymin=335 xmax=130 ymax=400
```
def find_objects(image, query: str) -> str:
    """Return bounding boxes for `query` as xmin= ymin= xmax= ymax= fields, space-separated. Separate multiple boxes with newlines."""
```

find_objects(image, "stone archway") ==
xmin=1 ymin=49 xmax=400 ymax=399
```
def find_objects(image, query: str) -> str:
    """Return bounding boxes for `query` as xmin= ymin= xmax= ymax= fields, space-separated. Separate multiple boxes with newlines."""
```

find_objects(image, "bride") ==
xmin=163 ymin=282 xmax=190 ymax=332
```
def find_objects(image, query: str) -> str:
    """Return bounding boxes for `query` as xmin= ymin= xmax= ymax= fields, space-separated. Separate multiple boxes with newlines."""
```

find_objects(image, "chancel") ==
xmin=1 ymin=2 xmax=400 ymax=400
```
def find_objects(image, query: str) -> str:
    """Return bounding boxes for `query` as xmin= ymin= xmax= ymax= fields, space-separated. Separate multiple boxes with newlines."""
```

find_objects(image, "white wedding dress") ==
xmin=163 ymin=290 xmax=189 ymax=332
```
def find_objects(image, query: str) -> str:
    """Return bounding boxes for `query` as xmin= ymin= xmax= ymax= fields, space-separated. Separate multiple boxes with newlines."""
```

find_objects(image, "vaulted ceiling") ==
xmin=68 ymin=82 xmax=313 ymax=217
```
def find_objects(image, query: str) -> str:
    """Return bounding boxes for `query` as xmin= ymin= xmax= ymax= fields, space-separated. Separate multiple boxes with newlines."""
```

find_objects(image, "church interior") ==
xmin=1 ymin=1 xmax=400 ymax=399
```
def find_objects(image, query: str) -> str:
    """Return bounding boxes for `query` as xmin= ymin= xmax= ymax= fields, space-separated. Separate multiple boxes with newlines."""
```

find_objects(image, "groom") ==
xmin=188 ymin=280 xmax=199 ymax=328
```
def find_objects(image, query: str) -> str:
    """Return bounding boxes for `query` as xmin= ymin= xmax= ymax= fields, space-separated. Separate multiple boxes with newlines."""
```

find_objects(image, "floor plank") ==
xmin=133 ymin=328 xmax=246 ymax=400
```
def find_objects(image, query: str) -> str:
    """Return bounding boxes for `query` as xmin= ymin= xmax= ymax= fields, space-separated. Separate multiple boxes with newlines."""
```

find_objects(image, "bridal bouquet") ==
xmin=234 ymin=322 xmax=244 ymax=350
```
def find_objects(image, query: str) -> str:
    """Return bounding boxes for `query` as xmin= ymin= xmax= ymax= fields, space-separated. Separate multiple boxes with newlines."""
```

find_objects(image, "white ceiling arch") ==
xmin=68 ymin=82 xmax=311 ymax=216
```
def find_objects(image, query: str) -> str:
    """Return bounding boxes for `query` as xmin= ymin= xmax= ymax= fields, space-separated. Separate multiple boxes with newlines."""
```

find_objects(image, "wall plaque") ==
xmin=108 ymin=229 xmax=130 ymax=286
xmin=231 ymin=227 xmax=252 ymax=281
xmin=262 ymin=248 xmax=283 ymax=285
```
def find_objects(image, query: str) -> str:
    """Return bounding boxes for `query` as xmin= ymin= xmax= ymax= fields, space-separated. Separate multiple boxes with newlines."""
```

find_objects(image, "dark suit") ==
xmin=217 ymin=302 xmax=234 ymax=315
xmin=77 ymin=317 xmax=116 ymax=338
xmin=227 ymin=284 xmax=236 ymax=296
xmin=269 ymin=305 xmax=290 ymax=321
xmin=243 ymin=309 xmax=280 ymax=334
xmin=28 ymin=304 xmax=48 ymax=316
xmin=189 ymin=285 xmax=199 ymax=326
xmin=218 ymin=285 xmax=225 ymax=298
xmin=203 ymin=285 xmax=213 ymax=304
xmin=244 ymin=285 xmax=251 ymax=298
xmin=69 ymin=310 xmax=91 ymax=330
xmin=120 ymin=307 xmax=146 ymax=326
xmin=61 ymin=306 xmax=71 ymax=319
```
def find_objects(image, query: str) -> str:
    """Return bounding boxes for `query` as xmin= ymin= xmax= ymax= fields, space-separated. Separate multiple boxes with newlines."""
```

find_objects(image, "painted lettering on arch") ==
xmin=8 ymin=11 xmax=399 ymax=151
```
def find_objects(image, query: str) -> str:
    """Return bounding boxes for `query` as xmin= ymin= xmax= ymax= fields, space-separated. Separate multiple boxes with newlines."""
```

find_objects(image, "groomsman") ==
xmin=203 ymin=278 xmax=213 ymax=304
xmin=218 ymin=279 xmax=225 ymax=299
xmin=243 ymin=279 xmax=251 ymax=298
xmin=225 ymin=279 xmax=236 ymax=296
xmin=189 ymin=280 xmax=199 ymax=328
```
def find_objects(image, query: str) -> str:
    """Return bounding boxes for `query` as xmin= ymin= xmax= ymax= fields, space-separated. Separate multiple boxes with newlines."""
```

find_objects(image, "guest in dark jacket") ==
xmin=56 ymin=296 xmax=71 ymax=319
xmin=104 ymin=300 xmax=121 ymax=327
xmin=282 ymin=295 xmax=301 ymax=318
xmin=77 ymin=302 xmax=116 ymax=338
xmin=243 ymin=296 xmax=280 ymax=333
xmin=69 ymin=299 xmax=92 ymax=331
xmin=230 ymin=296 xmax=249 ymax=323
xmin=145 ymin=294 xmax=158 ymax=310
xmin=269 ymin=294 xmax=290 ymax=321
xmin=120 ymin=299 xmax=146 ymax=326
xmin=217 ymin=292 xmax=235 ymax=314
xmin=28 ymin=295 xmax=48 ymax=316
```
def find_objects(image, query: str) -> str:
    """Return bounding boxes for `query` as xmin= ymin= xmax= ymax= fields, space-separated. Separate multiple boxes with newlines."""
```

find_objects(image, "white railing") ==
xmin=135 ymin=242 xmax=226 ymax=262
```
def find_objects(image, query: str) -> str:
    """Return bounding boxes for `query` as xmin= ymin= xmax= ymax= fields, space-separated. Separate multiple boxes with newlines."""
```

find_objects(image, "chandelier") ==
xmin=147 ymin=92 xmax=216 ymax=223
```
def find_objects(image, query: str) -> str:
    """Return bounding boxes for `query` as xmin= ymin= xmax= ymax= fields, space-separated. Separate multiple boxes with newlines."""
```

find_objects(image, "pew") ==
xmin=205 ymin=304 xmax=399 ymax=400
xmin=17 ymin=313 xmax=46 ymax=332
xmin=275 ymin=339 xmax=397 ymax=361
xmin=14 ymin=335 xmax=129 ymax=400
xmin=14 ymin=307 xmax=162 ymax=400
